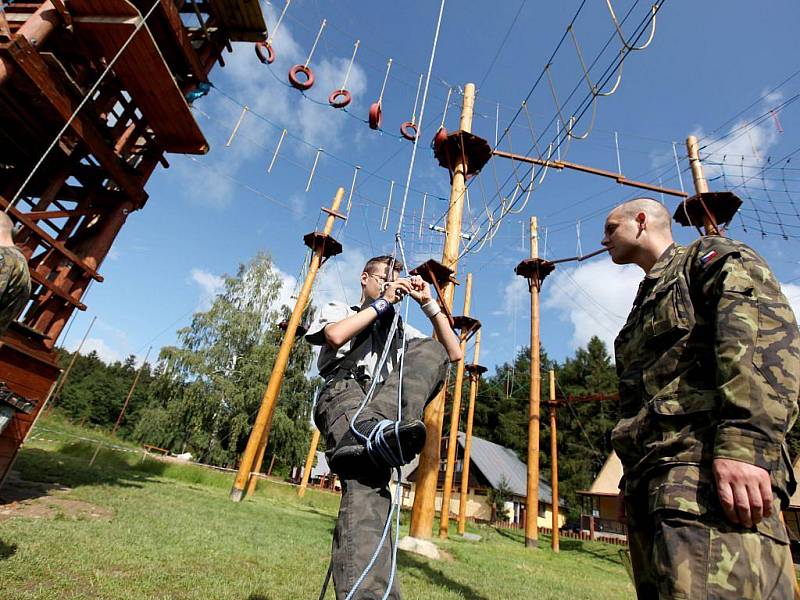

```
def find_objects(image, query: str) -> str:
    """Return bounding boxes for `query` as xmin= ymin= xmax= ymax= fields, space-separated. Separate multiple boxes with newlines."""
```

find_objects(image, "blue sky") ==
xmin=62 ymin=0 xmax=800 ymax=373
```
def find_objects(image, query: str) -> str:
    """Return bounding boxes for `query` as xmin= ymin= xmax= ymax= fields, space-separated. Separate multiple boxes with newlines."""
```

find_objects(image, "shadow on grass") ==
xmin=0 ymin=539 xmax=17 ymax=560
xmin=558 ymin=537 xmax=625 ymax=566
xmin=0 ymin=442 xmax=168 ymax=505
xmin=399 ymin=552 xmax=490 ymax=600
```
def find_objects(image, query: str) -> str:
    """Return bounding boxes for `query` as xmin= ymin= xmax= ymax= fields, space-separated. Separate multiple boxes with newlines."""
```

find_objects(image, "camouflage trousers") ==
xmin=626 ymin=495 xmax=795 ymax=599
xmin=315 ymin=338 xmax=449 ymax=600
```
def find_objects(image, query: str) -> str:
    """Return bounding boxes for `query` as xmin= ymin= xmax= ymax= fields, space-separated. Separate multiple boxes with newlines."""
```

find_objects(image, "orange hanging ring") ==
xmin=255 ymin=41 xmax=275 ymax=65
xmin=368 ymin=102 xmax=382 ymax=130
xmin=329 ymin=89 xmax=352 ymax=109
xmin=431 ymin=127 xmax=448 ymax=151
xmin=400 ymin=121 xmax=418 ymax=141
xmin=289 ymin=65 xmax=315 ymax=90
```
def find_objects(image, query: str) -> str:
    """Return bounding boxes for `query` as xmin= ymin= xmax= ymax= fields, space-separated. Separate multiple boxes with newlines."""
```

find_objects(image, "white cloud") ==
xmin=270 ymin=265 xmax=298 ymax=313
xmin=72 ymin=337 xmax=122 ymax=365
xmin=190 ymin=268 xmax=225 ymax=310
xmin=314 ymin=249 xmax=367 ymax=309
xmin=543 ymin=258 xmax=641 ymax=353
xmin=782 ymin=282 xmax=800 ymax=322
xmin=693 ymin=90 xmax=783 ymax=186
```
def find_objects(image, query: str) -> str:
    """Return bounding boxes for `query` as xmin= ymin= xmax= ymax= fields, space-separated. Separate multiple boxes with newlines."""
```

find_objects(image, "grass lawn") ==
xmin=0 ymin=416 xmax=634 ymax=599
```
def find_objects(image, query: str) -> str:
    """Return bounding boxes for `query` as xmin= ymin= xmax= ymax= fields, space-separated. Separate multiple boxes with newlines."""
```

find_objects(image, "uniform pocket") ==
xmin=643 ymin=277 xmax=692 ymax=344
xmin=651 ymin=389 xmax=717 ymax=416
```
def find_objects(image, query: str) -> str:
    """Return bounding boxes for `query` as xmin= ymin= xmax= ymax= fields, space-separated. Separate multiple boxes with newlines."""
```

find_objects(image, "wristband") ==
xmin=421 ymin=299 xmax=441 ymax=319
xmin=370 ymin=297 xmax=393 ymax=318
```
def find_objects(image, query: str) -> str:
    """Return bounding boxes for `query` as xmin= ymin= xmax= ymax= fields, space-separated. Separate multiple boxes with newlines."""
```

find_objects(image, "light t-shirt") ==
xmin=305 ymin=301 xmax=426 ymax=382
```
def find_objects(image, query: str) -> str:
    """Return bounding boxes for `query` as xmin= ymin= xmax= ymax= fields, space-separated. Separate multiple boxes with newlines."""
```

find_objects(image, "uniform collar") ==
xmin=645 ymin=243 xmax=678 ymax=280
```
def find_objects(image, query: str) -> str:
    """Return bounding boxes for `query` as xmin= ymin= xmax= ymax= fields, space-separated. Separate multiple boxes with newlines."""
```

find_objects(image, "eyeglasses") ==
xmin=366 ymin=272 xmax=391 ymax=286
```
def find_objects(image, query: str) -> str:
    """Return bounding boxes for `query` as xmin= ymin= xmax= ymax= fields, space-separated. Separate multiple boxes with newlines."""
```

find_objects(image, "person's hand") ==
xmin=407 ymin=275 xmax=433 ymax=304
xmin=713 ymin=457 xmax=773 ymax=528
xmin=382 ymin=279 xmax=413 ymax=304
xmin=615 ymin=491 xmax=626 ymax=524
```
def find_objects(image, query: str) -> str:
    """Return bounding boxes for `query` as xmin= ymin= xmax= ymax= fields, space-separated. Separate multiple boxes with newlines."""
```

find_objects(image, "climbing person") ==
xmin=602 ymin=198 xmax=800 ymax=599
xmin=306 ymin=254 xmax=462 ymax=599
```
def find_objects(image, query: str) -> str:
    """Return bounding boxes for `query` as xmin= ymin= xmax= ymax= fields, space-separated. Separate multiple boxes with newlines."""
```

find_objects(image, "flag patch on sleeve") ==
xmin=700 ymin=250 xmax=718 ymax=265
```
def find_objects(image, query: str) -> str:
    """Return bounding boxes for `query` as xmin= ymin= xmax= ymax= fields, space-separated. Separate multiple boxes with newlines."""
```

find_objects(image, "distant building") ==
xmin=576 ymin=451 xmax=626 ymax=539
xmin=295 ymin=451 xmax=340 ymax=492
xmin=402 ymin=432 xmax=566 ymax=528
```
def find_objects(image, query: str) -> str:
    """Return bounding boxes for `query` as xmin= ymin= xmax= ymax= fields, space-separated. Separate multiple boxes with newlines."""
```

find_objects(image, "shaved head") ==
xmin=0 ymin=212 xmax=15 ymax=246
xmin=610 ymin=198 xmax=672 ymax=234
xmin=602 ymin=197 xmax=675 ymax=272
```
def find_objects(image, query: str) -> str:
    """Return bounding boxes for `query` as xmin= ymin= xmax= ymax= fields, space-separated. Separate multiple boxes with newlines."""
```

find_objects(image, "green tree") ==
xmin=133 ymin=253 xmax=319 ymax=470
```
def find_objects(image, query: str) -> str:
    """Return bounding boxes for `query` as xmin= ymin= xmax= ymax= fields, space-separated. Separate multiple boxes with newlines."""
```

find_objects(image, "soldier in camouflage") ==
xmin=306 ymin=255 xmax=462 ymax=599
xmin=0 ymin=212 xmax=30 ymax=336
xmin=603 ymin=198 xmax=799 ymax=599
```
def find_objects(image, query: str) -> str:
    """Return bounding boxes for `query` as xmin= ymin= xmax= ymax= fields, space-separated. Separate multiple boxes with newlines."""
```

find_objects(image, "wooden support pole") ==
xmin=685 ymin=135 xmax=719 ymax=235
xmin=457 ymin=329 xmax=481 ymax=535
xmin=410 ymin=82 xmax=475 ymax=539
xmin=89 ymin=346 xmax=152 ymax=466
xmin=491 ymin=149 xmax=688 ymax=198
xmin=45 ymin=316 xmax=96 ymax=415
xmin=549 ymin=369 xmax=559 ymax=553
xmin=298 ymin=427 xmax=321 ymax=498
xmin=111 ymin=346 xmax=152 ymax=436
xmin=231 ymin=187 xmax=345 ymax=502
xmin=526 ymin=215 xmax=541 ymax=548
xmin=438 ymin=273 xmax=472 ymax=538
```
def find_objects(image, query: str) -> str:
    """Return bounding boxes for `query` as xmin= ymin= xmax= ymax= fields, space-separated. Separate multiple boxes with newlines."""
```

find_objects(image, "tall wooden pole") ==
xmin=438 ymin=273 xmax=472 ymax=538
xmin=89 ymin=346 xmax=152 ymax=466
xmin=45 ymin=315 xmax=96 ymax=415
xmin=526 ymin=216 xmax=541 ymax=548
xmin=231 ymin=187 xmax=345 ymax=502
xmin=297 ymin=428 xmax=321 ymax=498
xmin=111 ymin=346 xmax=152 ymax=436
xmin=685 ymin=135 xmax=719 ymax=235
xmin=549 ymin=369 xmax=559 ymax=553
xmin=457 ymin=329 xmax=481 ymax=535
xmin=410 ymin=82 xmax=476 ymax=539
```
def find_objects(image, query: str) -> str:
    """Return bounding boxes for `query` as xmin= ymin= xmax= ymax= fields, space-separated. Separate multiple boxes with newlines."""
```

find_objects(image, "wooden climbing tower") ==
xmin=0 ymin=0 xmax=266 ymax=486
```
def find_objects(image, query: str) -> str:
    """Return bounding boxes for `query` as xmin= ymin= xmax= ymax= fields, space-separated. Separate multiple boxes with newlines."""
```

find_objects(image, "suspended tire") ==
xmin=368 ymin=102 xmax=382 ymax=130
xmin=289 ymin=65 xmax=314 ymax=90
xmin=400 ymin=121 xmax=418 ymax=141
xmin=329 ymin=89 xmax=352 ymax=109
xmin=255 ymin=42 xmax=275 ymax=65
xmin=431 ymin=127 xmax=448 ymax=151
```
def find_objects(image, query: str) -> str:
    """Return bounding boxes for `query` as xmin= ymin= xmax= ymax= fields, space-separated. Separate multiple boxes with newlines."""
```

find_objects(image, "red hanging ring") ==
xmin=255 ymin=41 xmax=275 ymax=65
xmin=400 ymin=121 xmax=418 ymax=141
xmin=329 ymin=89 xmax=352 ymax=109
xmin=289 ymin=65 xmax=315 ymax=90
xmin=368 ymin=102 xmax=382 ymax=130
xmin=431 ymin=127 xmax=448 ymax=151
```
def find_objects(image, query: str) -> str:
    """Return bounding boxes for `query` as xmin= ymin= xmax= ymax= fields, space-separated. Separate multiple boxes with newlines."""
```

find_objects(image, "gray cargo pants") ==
xmin=314 ymin=337 xmax=449 ymax=600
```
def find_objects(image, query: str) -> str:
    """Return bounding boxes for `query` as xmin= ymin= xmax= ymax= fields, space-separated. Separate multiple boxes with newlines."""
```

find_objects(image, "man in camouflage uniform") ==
xmin=305 ymin=255 xmax=462 ymax=599
xmin=0 ymin=211 xmax=31 ymax=434
xmin=0 ymin=212 xmax=29 ymax=336
xmin=602 ymin=198 xmax=799 ymax=599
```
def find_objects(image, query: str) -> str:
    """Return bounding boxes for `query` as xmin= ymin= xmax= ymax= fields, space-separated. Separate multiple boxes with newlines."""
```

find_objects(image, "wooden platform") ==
xmin=70 ymin=0 xmax=208 ymax=154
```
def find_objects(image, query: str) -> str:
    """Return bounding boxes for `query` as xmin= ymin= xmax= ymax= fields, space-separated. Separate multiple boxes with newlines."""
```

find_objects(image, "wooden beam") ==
xmin=24 ymin=207 xmax=102 ymax=221
xmin=29 ymin=270 xmax=86 ymax=310
xmin=0 ymin=194 xmax=103 ymax=282
xmin=1 ymin=36 xmax=148 ymax=207
xmin=157 ymin=0 xmax=206 ymax=81
xmin=492 ymin=149 xmax=688 ymax=198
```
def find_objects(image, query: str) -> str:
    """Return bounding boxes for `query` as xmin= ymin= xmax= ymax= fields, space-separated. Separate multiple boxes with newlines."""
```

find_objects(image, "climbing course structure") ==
xmin=0 ymin=0 xmax=267 ymax=486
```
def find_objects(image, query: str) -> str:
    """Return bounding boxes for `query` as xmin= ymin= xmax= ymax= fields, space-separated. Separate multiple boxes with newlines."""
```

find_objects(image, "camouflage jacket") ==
xmin=0 ymin=246 xmax=30 ymax=337
xmin=612 ymin=236 xmax=800 ymax=519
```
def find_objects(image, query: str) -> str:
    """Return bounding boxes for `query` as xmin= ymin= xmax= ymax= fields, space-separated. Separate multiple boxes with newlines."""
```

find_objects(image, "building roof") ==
xmin=310 ymin=452 xmax=330 ymax=479
xmin=790 ymin=456 xmax=800 ymax=509
xmin=578 ymin=451 xmax=624 ymax=497
xmin=456 ymin=432 xmax=565 ymax=507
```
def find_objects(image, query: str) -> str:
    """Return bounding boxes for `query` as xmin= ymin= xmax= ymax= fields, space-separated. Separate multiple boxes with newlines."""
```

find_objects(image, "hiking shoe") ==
xmin=328 ymin=419 xmax=427 ymax=477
